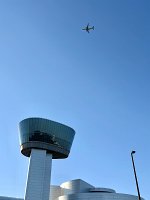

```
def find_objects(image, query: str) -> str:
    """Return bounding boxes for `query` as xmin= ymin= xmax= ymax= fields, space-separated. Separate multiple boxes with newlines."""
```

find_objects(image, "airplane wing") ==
xmin=86 ymin=23 xmax=89 ymax=29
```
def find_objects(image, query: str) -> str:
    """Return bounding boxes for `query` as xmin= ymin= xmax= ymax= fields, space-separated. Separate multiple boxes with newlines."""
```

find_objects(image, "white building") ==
xmin=0 ymin=118 xmax=145 ymax=200
xmin=0 ymin=179 xmax=145 ymax=200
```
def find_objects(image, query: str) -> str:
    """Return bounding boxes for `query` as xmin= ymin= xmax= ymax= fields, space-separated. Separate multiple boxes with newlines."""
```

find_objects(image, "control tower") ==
xmin=19 ymin=117 xmax=75 ymax=200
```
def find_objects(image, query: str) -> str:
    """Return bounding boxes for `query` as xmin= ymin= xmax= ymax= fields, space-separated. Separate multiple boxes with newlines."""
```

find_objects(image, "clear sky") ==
xmin=0 ymin=0 xmax=149 ymax=199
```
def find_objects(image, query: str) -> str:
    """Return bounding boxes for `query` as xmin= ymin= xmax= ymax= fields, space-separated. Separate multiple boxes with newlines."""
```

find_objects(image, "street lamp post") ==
xmin=131 ymin=151 xmax=141 ymax=200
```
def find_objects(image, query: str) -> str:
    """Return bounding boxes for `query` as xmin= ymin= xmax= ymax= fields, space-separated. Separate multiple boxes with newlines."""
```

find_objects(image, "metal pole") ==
xmin=131 ymin=151 xmax=141 ymax=200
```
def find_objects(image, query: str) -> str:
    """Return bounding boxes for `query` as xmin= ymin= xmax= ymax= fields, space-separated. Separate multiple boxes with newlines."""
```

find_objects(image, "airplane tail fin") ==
xmin=92 ymin=26 xmax=94 ymax=30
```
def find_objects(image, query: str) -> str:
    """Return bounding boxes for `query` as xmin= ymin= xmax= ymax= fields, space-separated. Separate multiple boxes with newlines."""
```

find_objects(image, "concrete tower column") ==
xmin=25 ymin=149 xmax=52 ymax=200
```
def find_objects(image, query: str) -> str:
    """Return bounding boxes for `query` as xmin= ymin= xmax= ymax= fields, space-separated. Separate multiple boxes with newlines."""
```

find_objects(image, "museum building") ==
xmin=0 ymin=118 xmax=145 ymax=200
xmin=0 ymin=179 xmax=145 ymax=200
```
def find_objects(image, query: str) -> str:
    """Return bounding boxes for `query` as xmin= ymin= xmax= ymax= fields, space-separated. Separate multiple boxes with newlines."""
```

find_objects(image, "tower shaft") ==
xmin=25 ymin=149 xmax=52 ymax=200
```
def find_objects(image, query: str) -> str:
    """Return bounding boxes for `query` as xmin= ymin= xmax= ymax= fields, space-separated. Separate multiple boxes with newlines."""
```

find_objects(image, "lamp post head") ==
xmin=131 ymin=150 xmax=136 ymax=155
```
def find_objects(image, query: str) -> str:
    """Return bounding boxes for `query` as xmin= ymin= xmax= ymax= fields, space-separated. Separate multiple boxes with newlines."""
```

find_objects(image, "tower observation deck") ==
xmin=19 ymin=117 xmax=75 ymax=200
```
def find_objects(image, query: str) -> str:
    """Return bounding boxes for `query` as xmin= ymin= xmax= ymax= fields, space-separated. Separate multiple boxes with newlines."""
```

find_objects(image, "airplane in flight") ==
xmin=82 ymin=23 xmax=94 ymax=33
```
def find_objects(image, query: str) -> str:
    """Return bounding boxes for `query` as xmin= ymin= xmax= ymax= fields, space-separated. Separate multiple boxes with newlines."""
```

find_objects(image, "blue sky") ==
xmin=0 ymin=0 xmax=149 ymax=199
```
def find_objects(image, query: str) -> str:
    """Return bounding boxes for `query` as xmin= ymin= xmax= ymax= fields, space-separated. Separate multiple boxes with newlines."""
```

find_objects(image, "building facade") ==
xmin=0 ymin=179 xmax=145 ymax=200
xmin=0 ymin=118 xmax=145 ymax=200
